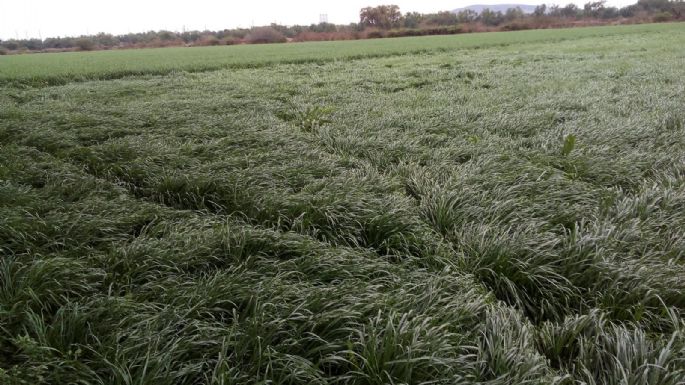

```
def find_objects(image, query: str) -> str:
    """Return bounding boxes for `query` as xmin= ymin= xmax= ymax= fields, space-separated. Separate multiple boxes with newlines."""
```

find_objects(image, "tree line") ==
xmin=359 ymin=0 xmax=682 ymax=29
xmin=0 ymin=0 xmax=683 ymax=54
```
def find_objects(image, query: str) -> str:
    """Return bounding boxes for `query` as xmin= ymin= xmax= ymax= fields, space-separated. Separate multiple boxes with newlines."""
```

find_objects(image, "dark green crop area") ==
xmin=1 ymin=23 xmax=684 ymax=384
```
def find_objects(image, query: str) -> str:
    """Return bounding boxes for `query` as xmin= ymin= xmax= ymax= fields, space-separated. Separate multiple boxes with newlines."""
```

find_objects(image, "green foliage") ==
xmin=276 ymin=105 xmax=334 ymax=134
xmin=296 ymin=106 xmax=333 ymax=133
xmin=562 ymin=134 xmax=576 ymax=156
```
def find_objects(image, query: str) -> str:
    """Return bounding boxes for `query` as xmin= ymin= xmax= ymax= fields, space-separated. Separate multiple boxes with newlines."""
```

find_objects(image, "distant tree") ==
xmin=548 ymin=4 xmax=562 ymax=16
xmin=75 ymin=38 xmax=95 ymax=51
xmin=456 ymin=9 xmax=479 ymax=22
xmin=22 ymin=39 xmax=43 ymax=50
xmin=2 ymin=40 xmax=19 ymax=50
xmin=637 ymin=0 xmax=685 ymax=17
xmin=269 ymin=23 xmax=296 ymax=37
xmin=674 ymin=1 xmax=685 ymax=19
xmin=480 ymin=8 xmax=505 ymax=25
xmin=619 ymin=4 xmax=638 ymax=16
xmin=534 ymin=4 xmax=548 ymax=16
xmin=600 ymin=6 xmax=620 ymax=18
xmin=360 ymin=5 xmax=402 ymax=29
xmin=45 ymin=37 xmax=76 ymax=49
xmin=403 ymin=11 xmax=423 ymax=28
xmin=94 ymin=32 xmax=118 ymax=47
xmin=180 ymin=31 xmax=201 ymax=44
xmin=504 ymin=7 xmax=526 ymax=21
xmin=584 ymin=1 xmax=606 ymax=17
xmin=560 ymin=3 xmax=581 ymax=17
xmin=309 ymin=22 xmax=338 ymax=33
xmin=636 ymin=0 xmax=671 ymax=12
xmin=244 ymin=27 xmax=287 ymax=44
xmin=425 ymin=11 xmax=459 ymax=25
xmin=223 ymin=28 xmax=250 ymax=40
xmin=158 ymin=31 xmax=176 ymax=41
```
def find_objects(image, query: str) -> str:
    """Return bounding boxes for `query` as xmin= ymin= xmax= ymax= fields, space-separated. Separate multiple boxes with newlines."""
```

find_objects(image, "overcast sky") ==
xmin=1 ymin=0 xmax=638 ymax=40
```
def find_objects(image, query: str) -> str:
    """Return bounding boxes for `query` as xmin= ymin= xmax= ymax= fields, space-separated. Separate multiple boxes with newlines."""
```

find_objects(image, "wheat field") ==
xmin=1 ymin=22 xmax=684 ymax=384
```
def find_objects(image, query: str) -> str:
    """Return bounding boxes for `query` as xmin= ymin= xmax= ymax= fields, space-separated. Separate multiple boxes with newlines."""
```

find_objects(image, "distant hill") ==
xmin=453 ymin=4 xmax=539 ymax=14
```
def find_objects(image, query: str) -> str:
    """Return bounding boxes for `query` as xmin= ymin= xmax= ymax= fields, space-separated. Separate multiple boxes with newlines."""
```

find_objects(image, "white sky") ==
xmin=1 ymin=0 xmax=637 ymax=40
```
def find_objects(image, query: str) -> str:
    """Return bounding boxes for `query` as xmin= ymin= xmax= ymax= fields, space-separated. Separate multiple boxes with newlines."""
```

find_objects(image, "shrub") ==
xmin=385 ymin=26 xmax=464 ymax=38
xmin=293 ymin=31 xmax=357 ymax=42
xmin=500 ymin=21 xmax=534 ymax=31
xmin=653 ymin=12 xmax=673 ymax=22
xmin=365 ymin=29 xmax=386 ymax=39
xmin=197 ymin=35 xmax=220 ymax=46
xmin=145 ymin=38 xmax=184 ymax=48
xmin=244 ymin=27 xmax=287 ymax=44
xmin=0 ymin=47 xmax=8 ymax=55
xmin=74 ymin=38 xmax=95 ymax=51
xmin=221 ymin=37 xmax=240 ymax=45
xmin=2 ymin=40 xmax=19 ymax=50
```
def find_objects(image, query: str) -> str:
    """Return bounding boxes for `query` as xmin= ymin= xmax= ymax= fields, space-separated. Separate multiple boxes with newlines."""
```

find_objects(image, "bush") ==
xmin=653 ymin=12 xmax=673 ymax=22
xmin=500 ymin=21 xmax=533 ymax=31
xmin=0 ymin=47 xmax=8 ymax=55
xmin=385 ymin=26 xmax=463 ymax=38
xmin=2 ymin=41 xmax=19 ymax=50
xmin=244 ymin=27 xmax=287 ymax=44
xmin=293 ymin=31 xmax=358 ymax=42
xmin=197 ymin=35 xmax=220 ymax=46
xmin=365 ymin=29 xmax=386 ymax=39
xmin=221 ymin=37 xmax=240 ymax=45
xmin=74 ymin=38 xmax=95 ymax=51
